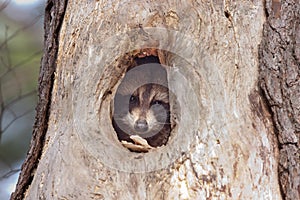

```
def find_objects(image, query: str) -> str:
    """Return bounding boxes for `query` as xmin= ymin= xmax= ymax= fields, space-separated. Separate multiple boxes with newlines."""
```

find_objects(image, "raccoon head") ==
xmin=113 ymin=83 xmax=170 ymax=139
xmin=129 ymin=83 xmax=169 ymax=133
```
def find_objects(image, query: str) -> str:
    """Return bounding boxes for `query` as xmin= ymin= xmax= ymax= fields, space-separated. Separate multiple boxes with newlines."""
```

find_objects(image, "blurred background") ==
xmin=0 ymin=0 xmax=45 ymax=199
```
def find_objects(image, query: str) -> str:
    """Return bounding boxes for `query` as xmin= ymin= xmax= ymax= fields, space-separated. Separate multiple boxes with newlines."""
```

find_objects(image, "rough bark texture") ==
xmin=13 ymin=0 xmax=286 ymax=199
xmin=10 ymin=1 xmax=68 ymax=200
xmin=259 ymin=0 xmax=300 ymax=199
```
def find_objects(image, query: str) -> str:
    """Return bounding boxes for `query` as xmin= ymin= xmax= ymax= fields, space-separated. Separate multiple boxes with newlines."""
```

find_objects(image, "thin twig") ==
xmin=2 ymin=108 xmax=34 ymax=133
xmin=0 ymin=16 xmax=41 ymax=50
xmin=0 ymin=0 xmax=11 ymax=12
xmin=0 ymin=50 xmax=42 ymax=79
xmin=4 ymin=90 xmax=37 ymax=108
xmin=0 ymin=168 xmax=21 ymax=180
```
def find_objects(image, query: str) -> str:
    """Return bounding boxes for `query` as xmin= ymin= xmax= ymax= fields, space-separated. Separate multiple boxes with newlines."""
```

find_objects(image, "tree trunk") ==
xmin=259 ymin=0 xmax=300 ymax=199
xmin=11 ymin=0 xmax=298 ymax=199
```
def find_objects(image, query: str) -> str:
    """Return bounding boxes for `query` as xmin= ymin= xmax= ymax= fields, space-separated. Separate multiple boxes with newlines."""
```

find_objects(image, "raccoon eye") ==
xmin=130 ymin=95 xmax=138 ymax=103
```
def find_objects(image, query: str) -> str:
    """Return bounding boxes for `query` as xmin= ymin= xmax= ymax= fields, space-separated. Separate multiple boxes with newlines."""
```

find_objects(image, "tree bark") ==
xmin=259 ymin=0 xmax=300 ymax=199
xmin=12 ymin=0 xmax=299 ymax=199
xmin=10 ymin=1 xmax=68 ymax=200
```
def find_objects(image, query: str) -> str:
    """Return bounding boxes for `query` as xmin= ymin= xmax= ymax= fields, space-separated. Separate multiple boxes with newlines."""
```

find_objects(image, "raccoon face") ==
xmin=113 ymin=83 xmax=170 ymax=139
xmin=128 ymin=84 xmax=169 ymax=133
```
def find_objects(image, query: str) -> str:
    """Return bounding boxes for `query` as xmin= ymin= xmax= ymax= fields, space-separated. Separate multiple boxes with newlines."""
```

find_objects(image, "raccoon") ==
xmin=112 ymin=56 xmax=171 ymax=147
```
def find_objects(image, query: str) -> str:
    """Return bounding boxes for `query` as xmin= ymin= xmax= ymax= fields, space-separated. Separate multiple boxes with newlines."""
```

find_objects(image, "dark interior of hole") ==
xmin=134 ymin=55 xmax=160 ymax=67
xmin=112 ymin=54 xmax=171 ymax=150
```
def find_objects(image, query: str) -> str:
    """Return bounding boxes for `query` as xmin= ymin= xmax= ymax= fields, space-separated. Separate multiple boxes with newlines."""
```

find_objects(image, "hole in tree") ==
xmin=112 ymin=49 xmax=171 ymax=152
xmin=224 ymin=10 xmax=230 ymax=18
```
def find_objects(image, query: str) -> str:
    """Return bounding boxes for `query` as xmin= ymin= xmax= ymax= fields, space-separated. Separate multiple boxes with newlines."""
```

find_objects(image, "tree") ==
xmin=11 ymin=0 xmax=299 ymax=199
xmin=259 ymin=0 xmax=299 ymax=199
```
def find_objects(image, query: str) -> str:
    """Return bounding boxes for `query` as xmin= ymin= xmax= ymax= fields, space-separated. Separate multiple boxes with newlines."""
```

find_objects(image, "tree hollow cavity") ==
xmin=112 ymin=49 xmax=172 ymax=152
xmin=75 ymin=28 xmax=205 ymax=172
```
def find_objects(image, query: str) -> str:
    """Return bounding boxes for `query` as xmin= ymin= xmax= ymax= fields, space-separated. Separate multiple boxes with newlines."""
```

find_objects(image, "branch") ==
xmin=0 ymin=16 xmax=42 ymax=50
xmin=0 ymin=168 xmax=21 ymax=180
xmin=1 ymin=108 xmax=34 ymax=134
xmin=0 ymin=0 xmax=11 ymax=12
xmin=0 ymin=50 xmax=42 ymax=78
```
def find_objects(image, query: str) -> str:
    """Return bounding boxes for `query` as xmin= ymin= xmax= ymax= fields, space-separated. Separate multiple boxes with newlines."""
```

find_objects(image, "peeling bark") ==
xmin=259 ymin=0 xmax=300 ymax=199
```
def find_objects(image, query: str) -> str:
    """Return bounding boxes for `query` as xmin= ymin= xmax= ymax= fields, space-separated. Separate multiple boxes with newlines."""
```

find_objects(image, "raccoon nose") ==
xmin=134 ymin=119 xmax=148 ymax=132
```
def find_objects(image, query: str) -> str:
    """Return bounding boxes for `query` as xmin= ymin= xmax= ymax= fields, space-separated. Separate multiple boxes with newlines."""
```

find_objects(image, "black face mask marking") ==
xmin=112 ymin=58 xmax=171 ymax=148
